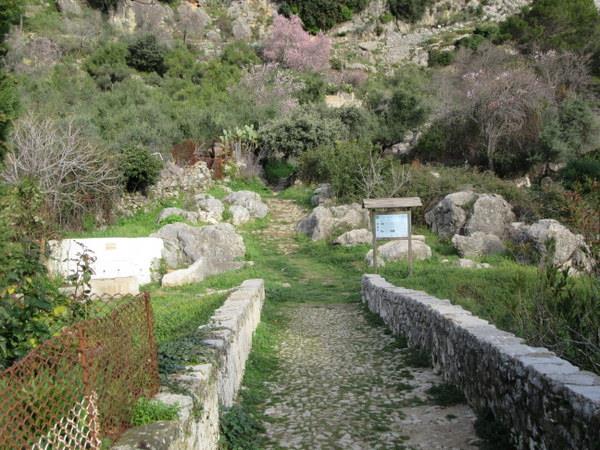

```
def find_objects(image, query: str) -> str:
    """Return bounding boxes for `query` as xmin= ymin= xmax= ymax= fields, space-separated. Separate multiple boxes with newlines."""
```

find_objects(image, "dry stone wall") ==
xmin=113 ymin=279 xmax=265 ymax=450
xmin=362 ymin=274 xmax=600 ymax=450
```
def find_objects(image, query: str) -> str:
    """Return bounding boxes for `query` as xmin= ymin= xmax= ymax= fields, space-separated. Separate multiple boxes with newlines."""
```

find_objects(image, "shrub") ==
xmin=259 ymin=106 xmax=344 ymax=159
xmin=560 ymin=156 xmax=600 ymax=192
xmin=0 ymin=70 xmax=18 ymax=159
xmin=278 ymin=0 xmax=370 ymax=31
xmin=164 ymin=43 xmax=202 ymax=81
xmin=120 ymin=145 xmax=163 ymax=194
xmin=0 ymin=180 xmax=69 ymax=369
xmin=85 ymin=41 xmax=130 ymax=90
xmin=126 ymin=34 xmax=167 ymax=76
xmin=389 ymin=0 xmax=432 ymax=23
xmin=0 ymin=0 xmax=21 ymax=42
xmin=428 ymin=49 xmax=455 ymax=66
xmin=263 ymin=14 xmax=331 ymax=72
xmin=2 ymin=114 xmax=121 ymax=227
xmin=221 ymin=41 xmax=260 ymax=68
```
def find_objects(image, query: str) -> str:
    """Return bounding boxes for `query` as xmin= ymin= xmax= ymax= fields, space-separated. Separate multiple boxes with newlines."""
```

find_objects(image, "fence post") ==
xmin=143 ymin=292 xmax=160 ymax=390
xmin=77 ymin=326 xmax=100 ymax=447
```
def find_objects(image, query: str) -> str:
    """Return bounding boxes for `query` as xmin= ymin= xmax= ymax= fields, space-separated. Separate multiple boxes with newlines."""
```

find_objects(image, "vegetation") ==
xmin=131 ymin=398 xmax=180 ymax=426
xmin=389 ymin=0 xmax=433 ymax=23
xmin=277 ymin=0 xmax=370 ymax=32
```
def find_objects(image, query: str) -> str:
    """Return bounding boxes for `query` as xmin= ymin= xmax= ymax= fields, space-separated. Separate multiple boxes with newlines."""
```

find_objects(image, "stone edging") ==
xmin=362 ymin=274 xmax=600 ymax=450
xmin=113 ymin=279 xmax=265 ymax=450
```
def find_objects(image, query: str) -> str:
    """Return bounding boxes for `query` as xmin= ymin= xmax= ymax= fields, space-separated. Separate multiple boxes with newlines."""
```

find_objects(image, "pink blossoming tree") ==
xmin=263 ymin=14 xmax=331 ymax=72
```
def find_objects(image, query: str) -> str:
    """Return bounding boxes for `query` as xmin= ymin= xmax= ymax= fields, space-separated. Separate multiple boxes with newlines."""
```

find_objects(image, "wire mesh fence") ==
xmin=0 ymin=293 xmax=159 ymax=450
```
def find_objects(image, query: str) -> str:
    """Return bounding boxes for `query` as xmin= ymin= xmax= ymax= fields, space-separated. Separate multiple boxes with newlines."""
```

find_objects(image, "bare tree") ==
xmin=533 ymin=50 xmax=591 ymax=99
xmin=2 ymin=114 xmax=121 ymax=227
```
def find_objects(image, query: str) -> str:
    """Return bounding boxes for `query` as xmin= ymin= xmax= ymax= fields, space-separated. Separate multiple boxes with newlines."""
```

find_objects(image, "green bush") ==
xmin=221 ymin=41 xmax=260 ymax=68
xmin=0 ymin=70 xmax=18 ymax=159
xmin=560 ymin=156 xmax=600 ymax=192
xmin=85 ymin=42 xmax=130 ymax=90
xmin=389 ymin=0 xmax=432 ymax=23
xmin=86 ymin=0 xmax=120 ymax=12
xmin=120 ymin=146 xmax=163 ymax=194
xmin=499 ymin=0 xmax=600 ymax=75
xmin=0 ymin=0 xmax=21 ymax=42
xmin=264 ymin=159 xmax=297 ymax=184
xmin=131 ymin=398 xmax=179 ymax=426
xmin=278 ymin=0 xmax=370 ymax=32
xmin=126 ymin=35 xmax=167 ymax=76
xmin=259 ymin=106 xmax=345 ymax=159
xmin=428 ymin=49 xmax=455 ymax=66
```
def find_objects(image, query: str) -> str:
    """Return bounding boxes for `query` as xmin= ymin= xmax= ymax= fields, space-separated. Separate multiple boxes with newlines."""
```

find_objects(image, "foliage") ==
xmin=264 ymin=159 xmax=296 ymax=184
xmin=263 ymin=15 xmax=331 ymax=72
xmin=426 ymin=383 xmax=466 ymax=406
xmin=278 ymin=0 xmax=370 ymax=31
xmin=86 ymin=0 xmax=120 ymax=12
xmin=560 ymin=156 xmax=600 ymax=192
xmin=0 ymin=181 xmax=68 ymax=369
xmin=362 ymin=66 xmax=430 ymax=146
xmin=126 ymin=34 xmax=167 ymax=76
xmin=428 ymin=49 xmax=455 ymax=67
xmin=219 ymin=405 xmax=265 ymax=450
xmin=259 ymin=106 xmax=344 ymax=159
xmin=499 ymin=0 xmax=600 ymax=75
xmin=0 ymin=70 xmax=18 ymax=159
xmin=389 ymin=0 xmax=432 ymax=23
xmin=2 ymin=114 xmax=121 ymax=228
xmin=220 ymin=125 xmax=262 ymax=179
xmin=221 ymin=41 xmax=260 ymax=68
xmin=131 ymin=398 xmax=179 ymax=426
xmin=85 ymin=42 xmax=130 ymax=90
xmin=0 ymin=0 xmax=21 ymax=43
xmin=120 ymin=145 xmax=163 ymax=194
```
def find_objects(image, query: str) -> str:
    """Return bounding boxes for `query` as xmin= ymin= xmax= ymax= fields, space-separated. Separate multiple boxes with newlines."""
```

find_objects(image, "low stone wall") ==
xmin=113 ymin=279 xmax=265 ymax=450
xmin=362 ymin=274 xmax=600 ymax=450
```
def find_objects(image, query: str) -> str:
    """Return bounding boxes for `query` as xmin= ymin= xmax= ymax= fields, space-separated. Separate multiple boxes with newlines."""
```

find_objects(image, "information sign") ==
xmin=375 ymin=213 xmax=409 ymax=239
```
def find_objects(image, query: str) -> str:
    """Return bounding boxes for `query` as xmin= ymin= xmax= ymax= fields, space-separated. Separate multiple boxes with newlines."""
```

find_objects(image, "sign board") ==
xmin=375 ymin=213 xmax=409 ymax=239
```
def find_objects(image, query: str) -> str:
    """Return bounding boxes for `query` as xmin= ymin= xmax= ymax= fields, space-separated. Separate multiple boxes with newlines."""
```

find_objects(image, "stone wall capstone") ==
xmin=362 ymin=274 xmax=600 ymax=450
xmin=113 ymin=279 xmax=265 ymax=450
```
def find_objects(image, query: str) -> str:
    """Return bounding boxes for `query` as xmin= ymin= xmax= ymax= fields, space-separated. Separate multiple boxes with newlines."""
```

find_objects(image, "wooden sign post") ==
xmin=363 ymin=197 xmax=423 ymax=274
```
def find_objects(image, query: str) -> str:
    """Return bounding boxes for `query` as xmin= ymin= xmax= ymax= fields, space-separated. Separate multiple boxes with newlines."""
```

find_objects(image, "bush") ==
xmin=126 ymin=34 xmax=167 ymax=76
xmin=0 ymin=0 xmax=21 ymax=42
xmin=389 ymin=0 xmax=432 ymax=23
xmin=0 ymin=181 xmax=69 ymax=369
xmin=121 ymin=146 xmax=163 ymax=194
xmin=428 ymin=49 xmax=455 ymax=67
xmin=259 ymin=106 xmax=344 ymax=159
xmin=85 ymin=41 xmax=130 ymax=90
xmin=2 ymin=114 xmax=121 ymax=227
xmin=221 ymin=41 xmax=260 ymax=68
xmin=86 ymin=0 xmax=120 ymax=12
xmin=278 ymin=0 xmax=370 ymax=32
xmin=131 ymin=398 xmax=179 ymax=426
xmin=263 ymin=14 xmax=331 ymax=72
xmin=0 ymin=70 xmax=18 ymax=159
xmin=560 ymin=156 xmax=600 ymax=192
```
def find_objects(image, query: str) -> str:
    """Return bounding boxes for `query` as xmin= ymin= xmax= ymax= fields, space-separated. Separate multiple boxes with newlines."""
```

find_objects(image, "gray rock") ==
xmin=224 ymin=191 xmax=268 ymax=219
xmin=151 ymin=223 xmax=245 ymax=269
xmin=232 ymin=17 xmax=252 ymax=40
xmin=311 ymin=184 xmax=334 ymax=206
xmin=109 ymin=0 xmax=176 ymax=38
xmin=425 ymin=191 xmax=476 ymax=239
xmin=229 ymin=205 xmax=251 ymax=226
xmin=176 ymin=2 xmax=211 ymax=40
xmin=510 ymin=219 xmax=594 ymax=274
xmin=333 ymin=229 xmax=373 ymax=246
xmin=161 ymin=258 xmax=244 ymax=287
xmin=457 ymin=258 xmax=491 ymax=269
xmin=452 ymin=232 xmax=505 ymax=258
xmin=465 ymin=194 xmax=515 ymax=238
xmin=195 ymin=194 xmax=224 ymax=222
xmin=365 ymin=240 xmax=432 ymax=267
xmin=297 ymin=204 xmax=369 ymax=241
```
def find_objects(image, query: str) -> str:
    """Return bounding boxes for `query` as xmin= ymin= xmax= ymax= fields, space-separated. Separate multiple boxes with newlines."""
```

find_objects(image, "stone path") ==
xmin=260 ymin=303 xmax=478 ymax=449
xmin=251 ymin=196 xmax=479 ymax=449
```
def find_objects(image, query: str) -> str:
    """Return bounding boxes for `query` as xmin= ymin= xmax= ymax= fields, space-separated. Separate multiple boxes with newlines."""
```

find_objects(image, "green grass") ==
xmin=279 ymin=184 xmax=314 ymax=208
xmin=131 ymin=398 xmax=180 ymax=426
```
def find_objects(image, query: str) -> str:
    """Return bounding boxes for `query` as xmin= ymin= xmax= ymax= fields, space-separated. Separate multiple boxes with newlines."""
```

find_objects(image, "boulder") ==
xmin=151 ymin=223 xmax=245 ymax=269
xmin=224 ymin=191 xmax=268 ymax=219
xmin=195 ymin=194 xmax=224 ymax=222
xmin=452 ymin=232 xmax=505 ymax=258
xmin=229 ymin=205 xmax=251 ymax=226
xmin=333 ymin=229 xmax=372 ymax=246
xmin=425 ymin=191 xmax=476 ymax=239
xmin=109 ymin=0 xmax=175 ymax=38
xmin=161 ymin=258 xmax=244 ymax=288
xmin=510 ymin=219 xmax=594 ymax=274
xmin=365 ymin=239 xmax=432 ymax=267
xmin=158 ymin=207 xmax=201 ymax=224
xmin=426 ymin=191 xmax=515 ymax=239
xmin=465 ymin=194 xmax=515 ymax=238
xmin=311 ymin=184 xmax=334 ymax=206
xmin=176 ymin=2 xmax=211 ymax=41
xmin=297 ymin=203 xmax=369 ymax=241
xmin=232 ymin=17 xmax=252 ymax=40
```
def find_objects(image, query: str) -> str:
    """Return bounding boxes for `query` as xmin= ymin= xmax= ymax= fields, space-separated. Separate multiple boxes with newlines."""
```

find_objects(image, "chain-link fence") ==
xmin=0 ymin=293 xmax=159 ymax=449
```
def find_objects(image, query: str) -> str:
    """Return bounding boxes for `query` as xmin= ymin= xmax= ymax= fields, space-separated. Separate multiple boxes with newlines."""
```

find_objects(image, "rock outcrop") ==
xmin=333 ymin=229 xmax=372 ymax=246
xmin=510 ymin=219 xmax=595 ymax=274
xmin=452 ymin=232 xmax=505 ymax=258
xmin=229 ymin=205 xmax=251 ymax=226
xmin=297 ymin=203 xmax=369 ymax=241
xmin=224 ymin=191 xmax=268 ymax=219
xmin=151 ymin=222 xmax=245 ymax=269
xmin=195 ymin=194 xmax=225 ymax=223
xmin=311 ymin=184 xmax=334 ymax=206
xmin=161 ymin=258 xmax=244 ymax=287
xmin=424 ymin=191 xmax=477 ymax=239
xmin=365 ymin=237 xmax=432 ymax=266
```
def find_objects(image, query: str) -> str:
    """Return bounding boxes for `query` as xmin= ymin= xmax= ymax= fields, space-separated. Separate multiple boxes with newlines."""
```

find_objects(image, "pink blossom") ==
xmin=263 ymin=15 xmax=331 ymax=72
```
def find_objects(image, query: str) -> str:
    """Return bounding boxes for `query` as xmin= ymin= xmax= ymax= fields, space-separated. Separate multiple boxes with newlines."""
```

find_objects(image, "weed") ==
xmin=404 ymin=348 xmax=432 ymax=368
xmin=131 ymin=398 xmax=179 ymax=426
xmin=474 ymin=409 xmax=515 ymax=450
xmin=426 ymin=383 xmax=466 ymax=406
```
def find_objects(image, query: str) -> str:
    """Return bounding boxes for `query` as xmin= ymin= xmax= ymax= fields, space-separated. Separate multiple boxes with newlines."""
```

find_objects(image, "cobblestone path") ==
xmin=260 ymin=303 xmax=478 ymax=449
xmin=249 ymin=196 xmax=478 ymax=449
